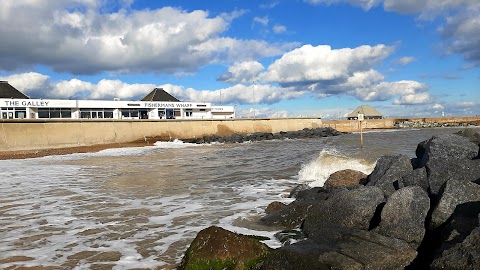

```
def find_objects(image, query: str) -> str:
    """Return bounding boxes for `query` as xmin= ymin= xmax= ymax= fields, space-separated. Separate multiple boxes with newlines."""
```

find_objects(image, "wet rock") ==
xmin=274 ymin=229 xmax=306 ymax=245
xmin=375 ymin=186 xmax=430 ymax=248
xmin=288 ymin=184 xmax=311 ymax=198
xmin=265 ymin=201 xmax=287 ymax=214
xmin=323 ymin=169 xmax=367 ymax=188
xmin=302 ymin=186 xmax=385 ymax=236
xmin=289 ymin=186 xmax=330 ymax=201
xmin=178 ymin=226 xmax=271 ymax=270
xmin=193 ymin=127 xmax=345 ymax=145
xmin=430 ymin=179 xmax=480 ymax=229
xmin=366 ymin=155 xmax=412 ymax=197
xmin=263 ymin=227 xmax=417 ymax=270
xmin=260 ymin=200 xmax=317 ymax=229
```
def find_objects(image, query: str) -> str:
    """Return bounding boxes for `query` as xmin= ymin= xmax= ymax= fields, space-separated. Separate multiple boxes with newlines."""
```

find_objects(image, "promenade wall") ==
xmin=0 ymin=118 xmax=322 ymax=151
xmin=1 ymin=116 xmax=479 ymax=152
xmin=323 ymin=116 xmax=480 ymax=132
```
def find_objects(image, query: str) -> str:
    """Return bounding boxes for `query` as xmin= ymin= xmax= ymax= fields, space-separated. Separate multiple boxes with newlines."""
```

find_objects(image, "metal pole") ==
xmin=360 ymin=120 xmax=363 ymax=148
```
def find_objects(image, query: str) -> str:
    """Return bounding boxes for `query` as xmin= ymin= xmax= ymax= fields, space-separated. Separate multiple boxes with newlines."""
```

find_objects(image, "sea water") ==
xmin=1 ymin=127 xmax=478 ymax=269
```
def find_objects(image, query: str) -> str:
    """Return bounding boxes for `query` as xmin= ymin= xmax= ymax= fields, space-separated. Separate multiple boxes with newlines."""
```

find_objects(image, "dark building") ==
xmin=0 ymin=81 xmax=29 ymax=99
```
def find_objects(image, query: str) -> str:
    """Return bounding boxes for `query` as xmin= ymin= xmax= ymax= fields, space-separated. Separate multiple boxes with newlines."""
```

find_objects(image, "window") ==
xmin=38 ymin=108 xmax=71 ymax=119
xmin=1 ymin=107 xmax=27 ymax=119
xmin=80 ymin=108 xmax=113 ymax=119
xmin=185 ymin=109 xmax=193 ymax=117
xmin=121 ymin=109 xmax=140 ymax=118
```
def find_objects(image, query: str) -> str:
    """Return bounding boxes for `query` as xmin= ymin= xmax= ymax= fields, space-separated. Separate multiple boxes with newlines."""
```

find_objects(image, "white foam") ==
xmin=298 ymin=149 xmax=375 ymax=187
xmin=153 ymin=139 xmax=201 ymax=148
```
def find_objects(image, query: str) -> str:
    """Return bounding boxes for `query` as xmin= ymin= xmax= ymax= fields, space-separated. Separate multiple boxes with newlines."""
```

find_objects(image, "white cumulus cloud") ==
xmin=305 ymin=0 xmax=480 ymax=66
xmin=0 ymin=1 xmax=296 ymax=74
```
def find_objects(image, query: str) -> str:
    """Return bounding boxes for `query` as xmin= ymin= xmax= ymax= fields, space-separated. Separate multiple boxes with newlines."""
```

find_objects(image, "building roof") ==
xmin=141 ymin=88 xmax=180 ymax=102
xmin=0 ymin=81 xmax=29 ymax=99
xmin=347 ymin=105 xmax=383 ymax=118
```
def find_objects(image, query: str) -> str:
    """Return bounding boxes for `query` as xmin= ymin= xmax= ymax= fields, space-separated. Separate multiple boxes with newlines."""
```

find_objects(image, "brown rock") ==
xmin=178 ymin=226 xmax=271 ymax=270
xmin=265 ymin=201 xmax=287 ymax=214
xmin=324 ymin=169 xmax=367 ymax=188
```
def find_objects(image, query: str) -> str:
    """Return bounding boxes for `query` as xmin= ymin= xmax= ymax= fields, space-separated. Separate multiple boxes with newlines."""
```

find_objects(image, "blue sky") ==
xmin=0 ymin=0 xmax=479 ymax=118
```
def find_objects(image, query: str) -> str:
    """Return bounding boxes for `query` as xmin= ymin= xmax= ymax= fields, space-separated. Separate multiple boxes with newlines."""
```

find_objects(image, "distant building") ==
xmin=347 ymin=105 xmax=383 ymax=120
xmin=0 ymin=81 xmax=235 ymax=120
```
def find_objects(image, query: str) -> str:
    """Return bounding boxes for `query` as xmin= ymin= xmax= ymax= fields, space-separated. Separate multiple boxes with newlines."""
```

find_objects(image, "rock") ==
xmin=430 ymin=179 xmax=480 ymax=229
xmin=434 ymin=202 xmax=480 ymax=260
xmin=323 ymin=169 xmax=367 ymax=188
xmin=431 ymin=225 xmax=480 ymax=270
xmin=415 ymin=139 xmax=429 ymax=161
xmin=400 ymin=167 xmax=429 ymax=191
xmin=427 ymin=158 xmax=480 ymax=197
xmin=288 ymin=184 xmax=311 ymax=198
xmin=302 ymin=186 xmax=385 ymax=236
xmin=262 ymin=227 xmax=417 ymax=270
xmin=419 ymin=134 xmax=479 ymax=168
xmin=265 ymin=201 xmax=287 ymax=214
xmin=260 ymin=200 xmax=317 ymax=229
xmin=178 ymin=226 xmax=271 ymax=270
xmin=375 ymin=186 xmax=430 ymax=248
xmin=193 ymin=127 xmax=345 ymax=145
xmin=455 ymin=128 xmax=480 ymax=146
xmin=366 ymin=155 xmax=413 ymax=197
xmin=289 ymin=186 xmax=330 ymax=201
xmin=274 ymin=229 xmax=306 ymax=245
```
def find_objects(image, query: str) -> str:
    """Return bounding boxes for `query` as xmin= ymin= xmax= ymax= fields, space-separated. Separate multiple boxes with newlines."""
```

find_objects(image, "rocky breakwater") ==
xmin=178 ymin=128 xmax=480 ymax=270
xmin=394 ymin=120 xmax=475 ymax=129
xmin=184 ymin=127 xmax=344 ymax=144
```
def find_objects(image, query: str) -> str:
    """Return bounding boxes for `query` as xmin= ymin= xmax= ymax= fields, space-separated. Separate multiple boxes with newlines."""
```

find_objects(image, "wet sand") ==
xmin=0 ymin=141 xmax=153 ymax=160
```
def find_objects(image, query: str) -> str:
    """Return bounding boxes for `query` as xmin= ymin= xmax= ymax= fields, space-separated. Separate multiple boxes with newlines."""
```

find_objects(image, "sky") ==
xmin=0 ymin=0 xmax=479 ymax=119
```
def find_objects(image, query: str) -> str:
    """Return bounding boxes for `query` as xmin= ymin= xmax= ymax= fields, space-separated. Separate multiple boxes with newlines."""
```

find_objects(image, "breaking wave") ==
xmin=298 ymin=149 xmax=376 ymax=187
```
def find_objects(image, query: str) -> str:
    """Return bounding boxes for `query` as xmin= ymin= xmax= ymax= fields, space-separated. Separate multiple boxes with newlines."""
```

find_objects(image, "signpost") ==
xmin=358 ymin=113 xmax=364 ymax=148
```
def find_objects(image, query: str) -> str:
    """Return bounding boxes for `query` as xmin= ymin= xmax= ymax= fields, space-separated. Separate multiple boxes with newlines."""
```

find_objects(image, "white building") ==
xmin=0 ymin=81 xmax=235 ymax=120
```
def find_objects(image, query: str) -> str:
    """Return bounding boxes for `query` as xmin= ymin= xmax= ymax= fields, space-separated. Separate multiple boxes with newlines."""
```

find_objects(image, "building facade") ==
xmin=0 ymin=82 xmax=235 ymax=120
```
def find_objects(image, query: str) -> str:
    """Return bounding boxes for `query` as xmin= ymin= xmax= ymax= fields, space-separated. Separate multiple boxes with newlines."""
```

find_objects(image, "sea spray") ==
xmin=298 ymin=149 xmax=376 ymax=187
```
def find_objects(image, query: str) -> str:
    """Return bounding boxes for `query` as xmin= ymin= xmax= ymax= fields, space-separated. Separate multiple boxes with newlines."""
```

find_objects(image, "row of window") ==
xmin=1 ymin=107 xmax=210 ymax=119
xmin=0 ymin=107 xmax=27 ymax=119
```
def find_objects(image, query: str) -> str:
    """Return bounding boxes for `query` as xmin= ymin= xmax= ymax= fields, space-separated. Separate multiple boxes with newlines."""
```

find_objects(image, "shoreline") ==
xmin=0 ymin=141 xmax=153 ymax=160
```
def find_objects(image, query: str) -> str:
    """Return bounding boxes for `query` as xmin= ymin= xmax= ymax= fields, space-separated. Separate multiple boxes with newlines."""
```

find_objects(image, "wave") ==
xmin=297 ymin=149 xmax=376 ymax=187
xmin=153 ymin=139 xmax=201 ymax=148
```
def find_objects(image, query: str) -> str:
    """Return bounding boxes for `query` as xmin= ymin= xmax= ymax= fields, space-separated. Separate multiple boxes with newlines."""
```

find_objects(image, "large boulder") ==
xmin=302 ymin=186 xmax=385 ymax=236
xmin=260 ymin=200 xmax=318 ymax=229
xmin=455 ymin=128 xmax=480 ymax=146
xmin=431 ymin=225 xmax=480 ymax=270
xmin=418 ymin=134 xmax=478 ymax=167
xmin=433 ymin=202 xmax=480 ymax=261
xmin=427 ymin=158 xmax=480 ymax=197
xmin=366 ymin=155 xmax=413 ymax=197
xmin=400 ymin=167 xmax=429 ymax=191
xmin=430 ymin=179 xmax=480 ymax=229
xmin=375 ymin=186 xmax=430 ymax=248
xmin=178 ymin=226 xmax=271 ymax=270
xmin=323 ymin=169 xmax=367 ymax=188
xmin=262 ymin=227 xmax=417 ymax=270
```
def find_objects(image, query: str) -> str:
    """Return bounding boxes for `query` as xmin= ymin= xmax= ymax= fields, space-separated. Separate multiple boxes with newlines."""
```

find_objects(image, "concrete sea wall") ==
xmin=0 ymin=118 xmax=323 ymax=151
